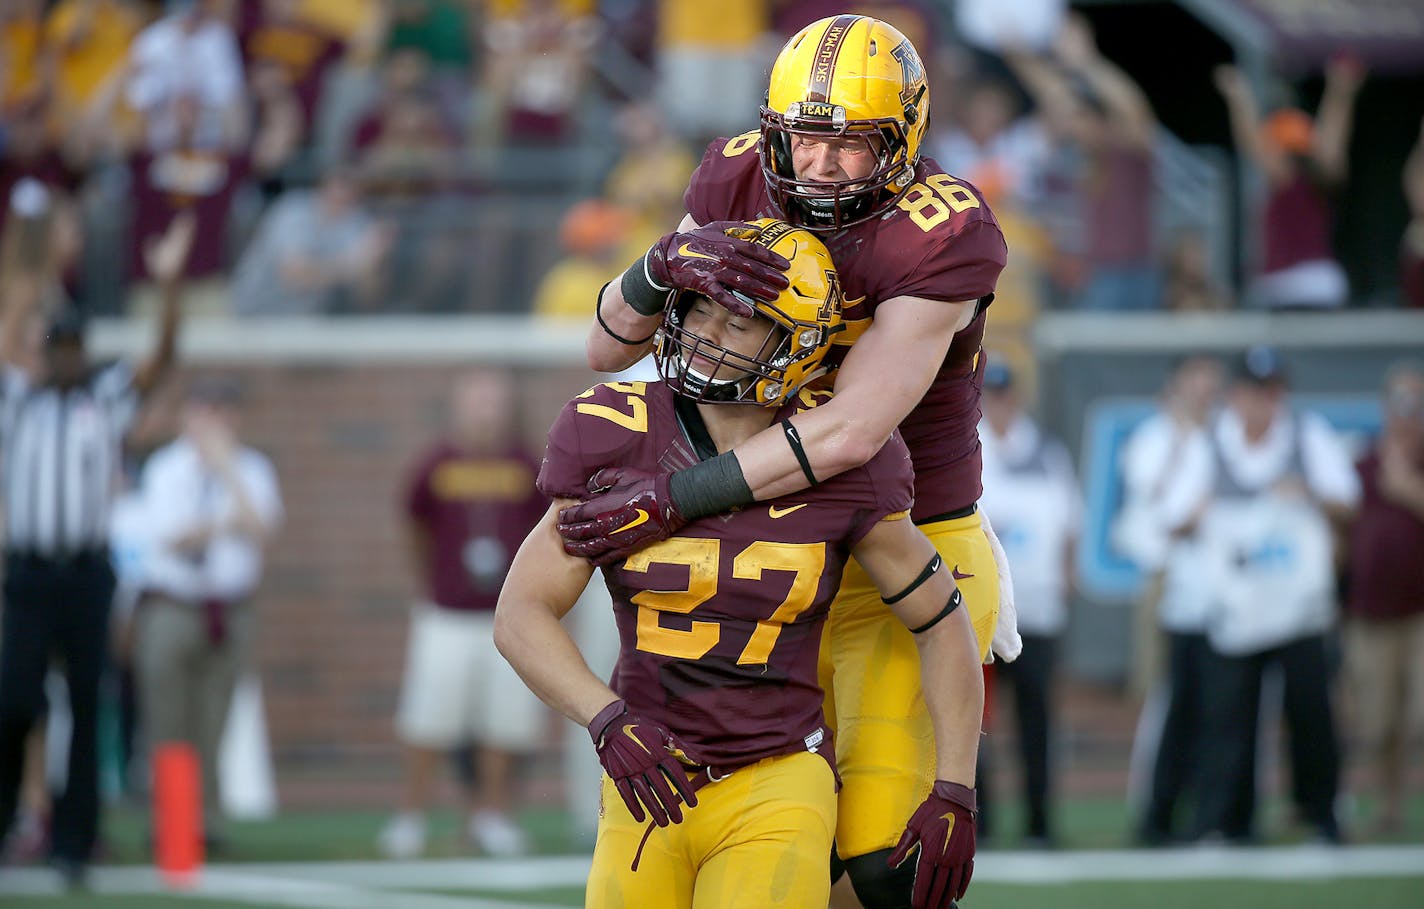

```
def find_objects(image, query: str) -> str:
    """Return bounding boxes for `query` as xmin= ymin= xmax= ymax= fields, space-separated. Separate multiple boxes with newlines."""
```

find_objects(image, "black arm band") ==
xmin=620 ymin=249 xmax=673 ymax=316
xmin=782 ymin=419 xmax=820 ymax=487
xmin=909 ymin=587 xmax=963 ymax=635
xmin=883 ymin=554 xmax=942 ymax=605
xmin=668 ymin=451 xmax=754 ymax=520
xmin=595 ymin=283 xmax=657 ymax=346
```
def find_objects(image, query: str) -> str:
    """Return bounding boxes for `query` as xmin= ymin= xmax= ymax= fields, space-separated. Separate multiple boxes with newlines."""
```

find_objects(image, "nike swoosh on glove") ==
xmin=887 ymin=780 xmax=977 ymax=908
xmin=647 ymin=221 xmax=790 ymax=317
xmin=587 ymin=699 xmax=699 ymax=827
xmin=558 ymin=468 xmax=686 ymax=566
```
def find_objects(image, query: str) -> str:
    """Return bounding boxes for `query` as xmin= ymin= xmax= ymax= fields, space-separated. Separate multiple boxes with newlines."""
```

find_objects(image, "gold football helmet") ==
xmin=657 ymin=219 xmax=845 ymax=406
xmin=760 ymin=15 xmax=930 ymax=231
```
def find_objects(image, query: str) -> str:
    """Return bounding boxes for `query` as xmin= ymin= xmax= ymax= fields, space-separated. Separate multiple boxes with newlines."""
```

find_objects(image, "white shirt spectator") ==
xmin=931 ymin=118 xmax=1052 ymax=209
xmin=1117 ymin=412 xmax=1214 ymax=632
xmin=955 ymin=0 xmax=1067 ymax=52
xmin=1163 ymin=408 xmax=1361 ymax=525
xmin=127 ymin=11 xmax=245 ymax=148
xmin=139 ymin=437 xmax=282 ymax=603
xmin=979 ymin=415 xmax=1082 ymax=636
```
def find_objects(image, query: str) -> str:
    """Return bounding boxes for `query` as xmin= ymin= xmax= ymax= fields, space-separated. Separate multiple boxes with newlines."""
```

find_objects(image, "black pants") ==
xmin=0 ymin=552 xmax=115 ymax=863
xmin=981 ymin=633 xmax=1057 ymax=841
xmin=1194 ymin=633 xmax=1340 ymax=842
xmin=1140 ymin=631 xmax=1210 ymax=842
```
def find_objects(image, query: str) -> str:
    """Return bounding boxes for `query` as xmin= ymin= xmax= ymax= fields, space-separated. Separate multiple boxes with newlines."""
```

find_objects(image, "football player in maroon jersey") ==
xmin=554 ymin=15 xmax=1011 ymax=908
xmin=496 ymin=221 xmax=982 ymax=909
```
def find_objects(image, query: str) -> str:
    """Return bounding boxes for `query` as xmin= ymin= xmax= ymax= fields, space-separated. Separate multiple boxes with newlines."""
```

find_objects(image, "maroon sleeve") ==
xmin=845 ymin=430 xmax=916 ymax=544
xmin=536 ymin=384 xmax=645 ymax=500
xmin=890 ymin=215 xmax=1008 ymax=303
xmin=683 ymin=133 xmax=767 ymax=226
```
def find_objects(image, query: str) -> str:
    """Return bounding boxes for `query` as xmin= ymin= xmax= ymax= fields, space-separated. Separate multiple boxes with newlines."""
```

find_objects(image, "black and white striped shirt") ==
xmin=1 ymin=363 xmax=139 ymax=556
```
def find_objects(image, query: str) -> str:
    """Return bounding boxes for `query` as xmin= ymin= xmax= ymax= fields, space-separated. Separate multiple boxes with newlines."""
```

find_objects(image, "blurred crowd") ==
xmin=0 ymin=0 xmax=1420 ymax=334
xmin=0 ymin=0 xmax=1421 ymax=882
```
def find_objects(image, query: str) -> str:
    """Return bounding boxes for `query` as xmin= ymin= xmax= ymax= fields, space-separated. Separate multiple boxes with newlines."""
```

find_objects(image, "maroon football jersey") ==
xmin=539 ymin=381 xmax=914 ymax=770
xmin=683 ymin=132 xmax=1007 ymax=519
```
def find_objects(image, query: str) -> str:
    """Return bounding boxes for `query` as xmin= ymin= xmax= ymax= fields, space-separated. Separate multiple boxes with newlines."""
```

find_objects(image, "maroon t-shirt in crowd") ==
xmin=242 ymin=18 xmax=344 ymax=130
xmin=683 ymin=133 xmax=1006 ymax=519
xmin=1263 ymin=171 xmax=1335 ymax=274
xmin=1086 ymin=145 xmax=1154 ymax=267
xmin=406 ymin=442 xmax=546 ymax=612
xmin=129 ymin=149 xmax=251 ymax=280
xmin=539 ymin=381 xmax=913 ymax=770
xmin=1346 ymin=447 xmax=1424 ymax=620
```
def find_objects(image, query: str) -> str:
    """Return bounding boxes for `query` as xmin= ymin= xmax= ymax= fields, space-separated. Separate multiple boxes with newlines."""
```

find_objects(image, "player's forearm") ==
xmin=915 ymin=609 xmax=984 ymax=784
xmin=741 ymin=293 xmax=972 ymax=498
xmin=732 ymin=402 xmax=885 ymax=500
xmin=493 ymin=596 xmax=617 ymax=727
xmin=585 ymin=271 xmax=660 ymax=373
xmin=494 ymin=508 xmax=609 ymax=724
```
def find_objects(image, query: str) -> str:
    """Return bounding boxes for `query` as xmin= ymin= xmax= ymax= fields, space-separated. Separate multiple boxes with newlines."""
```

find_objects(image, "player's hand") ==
xmin=587 ymin=699 xmax=699 ymax=827
xmin=647 ymin=221 xmax=790 ymax=317
xmin=887 ymin=780 xmax=977 ymax=908
xmin=557 ymin=468 xmax=686 ymax=566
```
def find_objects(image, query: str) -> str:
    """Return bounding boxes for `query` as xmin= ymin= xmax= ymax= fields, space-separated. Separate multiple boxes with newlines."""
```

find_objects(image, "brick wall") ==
xmin=156 ymin=361 xmax=597 ymax=804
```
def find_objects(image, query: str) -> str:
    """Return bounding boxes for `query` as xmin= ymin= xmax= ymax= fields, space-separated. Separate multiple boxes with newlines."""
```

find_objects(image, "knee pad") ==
xmin=843 ymin=848 xmax=916 ymax=909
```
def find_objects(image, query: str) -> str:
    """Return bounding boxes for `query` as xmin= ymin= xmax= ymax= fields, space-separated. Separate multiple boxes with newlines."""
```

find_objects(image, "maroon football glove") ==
xmin=587 ymin=699 xmax=699 ymax=827
xmin=887 ymin=780 xmax=978 ymax=909
xmin=558 ymin=468 xmax=686 ymax=566
xmin=647 ymin=221 xmax=790 ymax=317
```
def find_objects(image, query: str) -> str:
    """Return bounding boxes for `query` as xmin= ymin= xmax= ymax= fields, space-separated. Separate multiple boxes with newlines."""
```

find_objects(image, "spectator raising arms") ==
xmin=1214 ymin=57 xmax=1365 ymax=310
xmin=1006 ymin=13 xmax=1161 ymax=311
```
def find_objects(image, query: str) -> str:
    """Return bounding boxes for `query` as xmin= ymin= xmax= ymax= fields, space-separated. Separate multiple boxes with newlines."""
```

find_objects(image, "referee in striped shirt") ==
xmin=0 ymin=215 xmax=190 ymax=885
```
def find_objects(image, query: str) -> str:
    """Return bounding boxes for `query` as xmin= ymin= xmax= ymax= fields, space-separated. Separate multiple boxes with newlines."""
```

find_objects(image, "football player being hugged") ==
xmin=496 ymin=221 xmax=983 ymax=909
xmin=557 ymin=15 xmax=1014 ymax=909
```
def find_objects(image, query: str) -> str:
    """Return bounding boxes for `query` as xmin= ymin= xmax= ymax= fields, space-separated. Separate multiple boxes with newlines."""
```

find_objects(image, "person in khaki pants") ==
xmin=134 ymin=377 xmax=282 ymax=848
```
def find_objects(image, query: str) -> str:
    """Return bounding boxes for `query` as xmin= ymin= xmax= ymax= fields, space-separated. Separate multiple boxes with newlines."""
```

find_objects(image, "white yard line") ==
xmin=0 ymin=865 xmax=574 ymax=909
xmin=971 ymin=844 xmax=1424 ymax=884
xmin=0 ymin=846 xmax=1419 ymax=906
xmin=225 ymin=856 xmax=595 ymax=890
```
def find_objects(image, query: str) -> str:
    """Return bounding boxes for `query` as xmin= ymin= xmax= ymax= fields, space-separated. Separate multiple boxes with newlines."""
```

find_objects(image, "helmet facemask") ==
xmin=759 ymin=108 xmax=913 ymax=232
xmin=655 ymin=219 xmax=845 ymax=407
xmin=657 ymin=293 xmax=797 ymax=405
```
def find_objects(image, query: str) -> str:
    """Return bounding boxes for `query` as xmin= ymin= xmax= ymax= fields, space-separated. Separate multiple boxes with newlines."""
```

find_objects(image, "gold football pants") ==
xmin=586 ymin=751 xmax=836 ymax=909
xmin=820 ymin=509 xmax=998 ymax=860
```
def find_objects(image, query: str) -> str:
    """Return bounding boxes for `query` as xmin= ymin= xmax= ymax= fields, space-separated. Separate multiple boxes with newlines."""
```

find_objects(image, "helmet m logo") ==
xmin=820 ymin=270 xmax=842 ymax=321
xmin=890 ymin=39 xmax=926 ymax=107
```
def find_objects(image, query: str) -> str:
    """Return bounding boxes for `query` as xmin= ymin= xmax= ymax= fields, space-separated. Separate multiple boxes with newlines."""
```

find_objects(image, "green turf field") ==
xmin=2 ymin=796 xmax=1419 ymax=908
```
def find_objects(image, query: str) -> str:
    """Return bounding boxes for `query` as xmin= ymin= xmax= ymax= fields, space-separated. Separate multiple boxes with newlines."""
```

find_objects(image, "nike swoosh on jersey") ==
xmin=768 ymin=503 xmax=809 ymax=519
xmin=677 ymin=242 xmax=719 ymax=261
xmin=951 ymin=565 xmax=975 ymax=581
xmin=612 ymin=509 xmax=650 ymax=534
